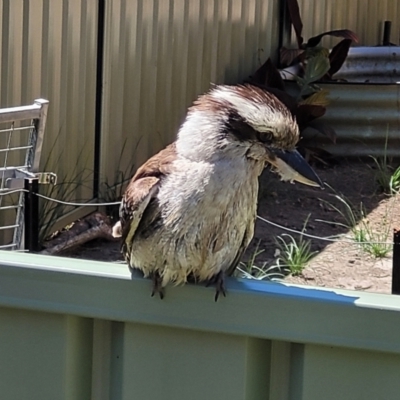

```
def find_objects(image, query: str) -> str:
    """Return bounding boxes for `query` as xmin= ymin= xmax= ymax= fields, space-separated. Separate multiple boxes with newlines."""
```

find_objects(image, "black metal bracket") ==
xmin=24 ymin=178 xmax=40 ymax=252
xmin=392 ymin=229 xmax=400 ymax=295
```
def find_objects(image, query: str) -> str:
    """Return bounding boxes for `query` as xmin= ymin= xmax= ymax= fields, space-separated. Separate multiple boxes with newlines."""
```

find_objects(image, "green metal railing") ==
xmin=0 ymin=250 xmax=400 ymax=400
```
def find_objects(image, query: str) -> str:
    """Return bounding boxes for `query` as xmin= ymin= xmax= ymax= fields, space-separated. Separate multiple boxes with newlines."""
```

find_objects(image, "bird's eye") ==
xmin=257 ymin=131 xmax=273 ymax=144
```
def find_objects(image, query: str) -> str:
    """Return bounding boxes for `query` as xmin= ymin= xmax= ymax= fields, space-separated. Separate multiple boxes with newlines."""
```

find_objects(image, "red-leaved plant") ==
xmin=281 ymin=0 xmax=359 ymax=80
xmin=247 ymin=0 xmax=359 ymax=162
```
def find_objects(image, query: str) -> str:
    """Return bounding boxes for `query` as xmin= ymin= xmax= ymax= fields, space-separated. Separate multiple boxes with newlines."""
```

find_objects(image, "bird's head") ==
xmin=176 ymin=84 xmax=323 ymax=188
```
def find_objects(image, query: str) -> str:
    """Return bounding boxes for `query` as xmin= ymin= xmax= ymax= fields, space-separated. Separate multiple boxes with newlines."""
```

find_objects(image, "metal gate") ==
xmin=0 ymin=99 xmax=50 ymax=250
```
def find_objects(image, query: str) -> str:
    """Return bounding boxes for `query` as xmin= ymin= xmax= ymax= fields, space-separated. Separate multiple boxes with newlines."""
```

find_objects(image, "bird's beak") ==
xmin=266 ymin=148 xmax=324 ymax=188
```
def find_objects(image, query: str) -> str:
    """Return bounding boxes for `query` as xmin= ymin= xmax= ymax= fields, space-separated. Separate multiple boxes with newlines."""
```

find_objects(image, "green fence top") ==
xmin=0 ymin=250 xmax=400 ymax=354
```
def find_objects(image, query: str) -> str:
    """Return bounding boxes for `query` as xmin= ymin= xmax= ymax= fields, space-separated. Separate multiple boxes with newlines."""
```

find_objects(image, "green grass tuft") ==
xmin=274 ymin=215 xmax=317 ymax=276
xmin=319 ymin=193 xmax=392 ymax=258
xmin=235 ymin=241 xmax=285 ymax=281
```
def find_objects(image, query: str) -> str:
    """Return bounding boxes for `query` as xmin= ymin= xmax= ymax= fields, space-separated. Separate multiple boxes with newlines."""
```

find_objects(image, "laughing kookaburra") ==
xmin=112 ymin=84 xmax=323 ymax=300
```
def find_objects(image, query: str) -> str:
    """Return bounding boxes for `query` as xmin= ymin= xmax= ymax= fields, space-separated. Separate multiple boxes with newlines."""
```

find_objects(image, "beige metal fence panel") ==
xmin=100 ymin=0 xmax=280 ymax=189
xmin=0 ymin=0 xmax=98 ymax=239
xmin=294 ymin=0 xmax=399 ymax=47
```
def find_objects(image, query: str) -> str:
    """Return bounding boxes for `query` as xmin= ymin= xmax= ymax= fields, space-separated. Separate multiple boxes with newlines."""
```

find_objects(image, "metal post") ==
xmin=392 ymin=229 xmax=400 ymax=295
xmin=24 ymin=177 xmax=40 ymax=252
xmin=382 ymin=21 xmax=392 ymax=45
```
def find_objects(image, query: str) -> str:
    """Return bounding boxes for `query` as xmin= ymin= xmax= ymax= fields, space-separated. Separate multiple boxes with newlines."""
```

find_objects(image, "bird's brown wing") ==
xmin=120 ymin=176 xmax=160 ymax=248
xmin=131 ymin=143 xmax=177 ymax=181
xmin=119 ymin=144 xmax=177 ymax=258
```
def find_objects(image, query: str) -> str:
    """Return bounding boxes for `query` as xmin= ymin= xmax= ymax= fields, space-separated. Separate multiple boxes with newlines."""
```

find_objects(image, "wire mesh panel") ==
xmin=0 ymin=99 xmax=49 ymax=250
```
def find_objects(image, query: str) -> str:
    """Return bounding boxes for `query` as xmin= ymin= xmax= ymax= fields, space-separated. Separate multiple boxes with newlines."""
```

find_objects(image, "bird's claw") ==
xmin=207 ymin=271 xmax=226 ymax=302
xmin=151 ymin=272 xmax=165 ymax=299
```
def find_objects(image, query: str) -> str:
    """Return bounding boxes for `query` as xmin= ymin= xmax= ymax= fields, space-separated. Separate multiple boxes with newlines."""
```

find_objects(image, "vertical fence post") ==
xmin=382 ymin=20 xmax=392 ymax=45
xmin=24 ymin=177 xmax=40 ymax=252
xmin=392 ymin=229 xmax=400 ymax=295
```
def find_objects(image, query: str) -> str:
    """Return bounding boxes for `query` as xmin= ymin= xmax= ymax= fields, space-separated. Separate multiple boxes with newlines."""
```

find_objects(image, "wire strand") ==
xmin=34 ymin=192 xmax=121 ymax=207
xmin=0 ymin=188 xmax=121 ymax=206
xmin=0 ymin=188 xmax=394 ymax=245
xmin=256 ymin=215 xmax=394 ymax=245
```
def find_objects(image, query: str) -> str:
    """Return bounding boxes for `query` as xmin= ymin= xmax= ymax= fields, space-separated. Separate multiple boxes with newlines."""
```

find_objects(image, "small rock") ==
xmin=348 ymin=259 xmax=355 ymax=264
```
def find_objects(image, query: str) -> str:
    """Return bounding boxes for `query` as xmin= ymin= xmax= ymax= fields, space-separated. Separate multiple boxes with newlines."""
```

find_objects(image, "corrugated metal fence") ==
xmin=0 ymin=0 xmax=98 ymax=201
xmin=318 ymin=82 xmax=400 ymax=157
xmin=100 ymin=0 xmax=280 ymax=189
xmin=296 ymin=0 xmax=400 ymax=47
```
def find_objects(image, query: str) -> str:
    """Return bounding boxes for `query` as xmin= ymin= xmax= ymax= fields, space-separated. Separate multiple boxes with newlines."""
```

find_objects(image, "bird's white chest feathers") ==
xmin=129 ymin=154 xmax=264 ymax=286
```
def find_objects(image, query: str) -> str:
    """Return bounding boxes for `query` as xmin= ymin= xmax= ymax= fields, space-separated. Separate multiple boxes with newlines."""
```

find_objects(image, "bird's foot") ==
xmin=151 ymin=272 xmax=165 ymax=299
xmin=207 ymin=271 xmax=226 ymax=302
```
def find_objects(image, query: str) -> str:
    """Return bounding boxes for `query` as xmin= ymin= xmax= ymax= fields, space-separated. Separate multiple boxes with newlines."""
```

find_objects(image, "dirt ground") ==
xmin=254 ymin=158 xmax=398 ymax=294
xmin=64 ymin=158 xmax=400 ymax=295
